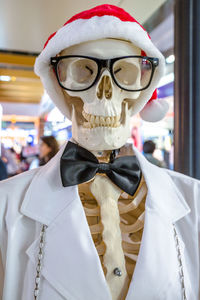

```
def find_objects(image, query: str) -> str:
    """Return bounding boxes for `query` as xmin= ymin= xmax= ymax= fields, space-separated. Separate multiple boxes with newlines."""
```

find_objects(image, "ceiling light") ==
xmin=0 ymin=75 xmax=11 ymax=82
xmin=166 ymin=55 xmax=175 ymax=64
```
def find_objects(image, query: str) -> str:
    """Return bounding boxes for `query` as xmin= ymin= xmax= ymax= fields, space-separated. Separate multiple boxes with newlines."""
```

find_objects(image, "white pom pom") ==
xmin=139 ymin=98 xmax=169 ymax=122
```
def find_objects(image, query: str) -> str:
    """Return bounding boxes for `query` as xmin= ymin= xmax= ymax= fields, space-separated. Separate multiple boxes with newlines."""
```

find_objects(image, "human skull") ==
xmin=60 ymin=39 xmax=144 ymax=151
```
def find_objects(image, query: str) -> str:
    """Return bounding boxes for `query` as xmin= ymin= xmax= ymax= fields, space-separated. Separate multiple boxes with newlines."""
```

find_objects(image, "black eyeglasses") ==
xmin=50 ymin=55 xmax=159 ymax=92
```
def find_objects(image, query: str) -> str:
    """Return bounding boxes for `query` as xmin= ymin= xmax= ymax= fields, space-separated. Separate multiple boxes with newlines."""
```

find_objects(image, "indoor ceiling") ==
xmin=0 ymin=0 xmax=168 ymax=116
xmin=0 ymin=0 xmax=167 ymax=52
xmin=0 ymin=53 xmax=43 ymax=104
xmin=0 ymin=52 xmax=43 ymax=116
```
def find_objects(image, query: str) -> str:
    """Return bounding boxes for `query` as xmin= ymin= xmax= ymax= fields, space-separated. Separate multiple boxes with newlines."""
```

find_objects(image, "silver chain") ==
xmin=173 ymin=226 xmax=187 ymax=300
xmin=33 ymin=224 xmax=186 ymax=299
xmin=34 ymin=224 xmax=47 ymax=300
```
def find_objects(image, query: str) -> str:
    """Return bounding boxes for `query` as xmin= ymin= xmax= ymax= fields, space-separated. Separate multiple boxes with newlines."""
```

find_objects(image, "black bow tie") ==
xmin=60 ymin=141 xmax=142 ymax=196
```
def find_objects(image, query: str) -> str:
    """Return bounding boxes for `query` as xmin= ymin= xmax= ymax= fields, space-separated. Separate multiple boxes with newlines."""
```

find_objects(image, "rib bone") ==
xmin=79 ymin=176 xmax=147 ymax=300
xmin=118 ymin=183 xmax=147 ymax=214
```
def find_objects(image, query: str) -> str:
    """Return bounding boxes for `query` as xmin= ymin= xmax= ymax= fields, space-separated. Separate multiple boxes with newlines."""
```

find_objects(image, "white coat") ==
xmin=0 ymin=143 xmax=200 ymax=300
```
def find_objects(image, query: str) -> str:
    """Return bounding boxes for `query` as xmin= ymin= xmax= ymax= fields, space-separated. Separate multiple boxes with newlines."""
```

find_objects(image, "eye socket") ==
xmin=113 ymin=60 xmax=139 ymax=85
xmin=71 ymin=59 xmax=97 ymax=83
xmin=57 ymin=57 xmax=98 ymax=90
xmin=113 ymin=57 xmax=153 ymax=90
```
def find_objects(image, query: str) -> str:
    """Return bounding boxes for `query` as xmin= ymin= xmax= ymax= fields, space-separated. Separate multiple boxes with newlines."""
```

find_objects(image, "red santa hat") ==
xmin=35 ymin=4 xmax=168 ymax=122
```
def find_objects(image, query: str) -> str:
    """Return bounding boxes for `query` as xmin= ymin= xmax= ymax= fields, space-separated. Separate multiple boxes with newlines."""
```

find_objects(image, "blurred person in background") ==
xmin=39 ymin=136 xmax=59 ymax=166
xmin=2 ymin=147 xmax=20 ymax=177
xmin=29 ymin=136 xmax=59 ymax=169
xmin=143 ymin=140 xmax=166 ymax=168
xmin=18 ymin=147 xmax=30 ymax=172
xmin=0 ymin=158 xmax=8 ymax=180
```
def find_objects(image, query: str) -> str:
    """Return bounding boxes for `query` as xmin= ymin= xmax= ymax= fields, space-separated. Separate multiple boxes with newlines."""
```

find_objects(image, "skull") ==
xmin=59 ymin=39 xmax=143 ymax=151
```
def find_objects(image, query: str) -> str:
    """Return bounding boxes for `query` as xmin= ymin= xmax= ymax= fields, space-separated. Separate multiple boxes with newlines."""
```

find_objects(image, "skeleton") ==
xmin=54 ymin=38 xmax=149 ymax=300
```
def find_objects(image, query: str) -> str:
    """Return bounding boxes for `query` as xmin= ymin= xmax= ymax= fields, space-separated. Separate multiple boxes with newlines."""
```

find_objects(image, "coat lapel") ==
xmin=126 ymin=147 xmax=191 ymax=300
xmin=21 ymin=144 xmax=111 ymax=300
xmin=21 ymin=142 xmax=191 ymax=300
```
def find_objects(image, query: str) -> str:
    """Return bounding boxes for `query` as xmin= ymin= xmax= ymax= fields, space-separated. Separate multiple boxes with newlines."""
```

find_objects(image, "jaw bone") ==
xmin=72 ymin=102 xmax=131 ymax=151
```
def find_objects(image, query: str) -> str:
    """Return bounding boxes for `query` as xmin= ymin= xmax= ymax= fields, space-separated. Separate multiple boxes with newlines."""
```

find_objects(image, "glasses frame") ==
xmin=50 ymin=55 xmax=159 ymax=92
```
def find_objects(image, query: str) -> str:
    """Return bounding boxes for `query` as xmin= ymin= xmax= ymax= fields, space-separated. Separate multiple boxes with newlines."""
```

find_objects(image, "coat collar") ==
xmin=133 ymin=146 xmax=190 ymax=222
xmin=20 ymin=141 xmax=190 ymax=226
xmin=20 ymin=141 xmax=191 ymax=300
xmin=21 ymin=143 xmax=75 ymax=226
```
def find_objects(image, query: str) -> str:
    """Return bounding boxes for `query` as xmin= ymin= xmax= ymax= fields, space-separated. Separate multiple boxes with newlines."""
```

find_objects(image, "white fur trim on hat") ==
xmin=139 ymin=98 xmax=169 ymax=122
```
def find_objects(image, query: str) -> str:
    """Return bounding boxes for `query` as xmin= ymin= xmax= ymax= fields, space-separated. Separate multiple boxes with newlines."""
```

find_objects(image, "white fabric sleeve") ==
xmin=0 ymin=249 xmax=3 ymax=299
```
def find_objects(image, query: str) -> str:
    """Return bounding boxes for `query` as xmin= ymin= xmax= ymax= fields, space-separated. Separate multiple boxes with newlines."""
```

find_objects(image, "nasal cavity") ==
xmin=97 ymin=75 xmax=112 ymax=100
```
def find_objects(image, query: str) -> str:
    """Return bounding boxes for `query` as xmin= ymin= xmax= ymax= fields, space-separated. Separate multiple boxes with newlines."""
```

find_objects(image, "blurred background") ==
xmin=0 ymin=0 xmax=199 ymax=179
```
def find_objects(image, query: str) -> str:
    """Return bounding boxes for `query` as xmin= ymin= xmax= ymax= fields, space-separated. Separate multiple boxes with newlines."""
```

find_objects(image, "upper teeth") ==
xmin=82 ymin=111 xmax=121 ymax=128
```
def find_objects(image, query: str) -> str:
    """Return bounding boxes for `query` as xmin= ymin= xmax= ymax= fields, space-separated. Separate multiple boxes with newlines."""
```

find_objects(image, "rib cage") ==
xmin=78 ymin=175 xmax=147 ymax=300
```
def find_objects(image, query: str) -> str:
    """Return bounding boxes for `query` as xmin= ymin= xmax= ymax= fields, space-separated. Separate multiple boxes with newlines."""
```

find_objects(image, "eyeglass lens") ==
xmin=56 ymin=57 xmax=153 ymax=91
xmin=57 ymin=57 xmax=98 ymax=91
xmin=113 ymin=57 xmax=152 ymax=90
